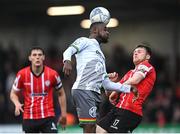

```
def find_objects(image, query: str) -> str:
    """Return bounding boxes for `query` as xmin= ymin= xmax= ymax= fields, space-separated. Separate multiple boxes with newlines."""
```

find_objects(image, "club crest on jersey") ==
xmin=89 ymin=106 xmax=97 ymax=118
xmin=45 ymin=80 xmax=50 ymax=87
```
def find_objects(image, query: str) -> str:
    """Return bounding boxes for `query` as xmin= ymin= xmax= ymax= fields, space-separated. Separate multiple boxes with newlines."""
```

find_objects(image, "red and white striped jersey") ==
xmin=116 ymin=61 xmax=156 ymax=116
xmin=12 ymin=66 xmax=62 ymax=119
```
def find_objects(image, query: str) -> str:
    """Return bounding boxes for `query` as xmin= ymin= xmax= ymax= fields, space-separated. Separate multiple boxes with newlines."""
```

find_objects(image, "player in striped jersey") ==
xmin=10 ymin=47 xmax=67 ymax=133
xmin=96 ymin=44 xmax=156 ymax=133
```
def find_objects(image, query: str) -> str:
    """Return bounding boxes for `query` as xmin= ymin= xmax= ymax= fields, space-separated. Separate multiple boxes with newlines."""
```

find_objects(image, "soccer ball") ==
xmin=89 ymin=7 xmax=110 ymax=25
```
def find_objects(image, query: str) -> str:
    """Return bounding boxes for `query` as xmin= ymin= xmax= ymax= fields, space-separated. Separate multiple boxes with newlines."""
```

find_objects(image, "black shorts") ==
xmin=97 ymin=108 xmax=142 ymax=133
xmin=23 ymin=117 xmax=58 ymax=133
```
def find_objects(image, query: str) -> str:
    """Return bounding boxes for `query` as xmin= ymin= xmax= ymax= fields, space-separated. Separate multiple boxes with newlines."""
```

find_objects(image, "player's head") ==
xmin=28 ymin=46 xmax=45 ymax=67
xmin=90 ymin=22 xmax=109 ymax=43
xmin=133 ymin=43 xmax=152 ymax=65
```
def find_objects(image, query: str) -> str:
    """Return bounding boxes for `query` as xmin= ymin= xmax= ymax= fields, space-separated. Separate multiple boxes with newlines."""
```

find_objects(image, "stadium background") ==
xmin=0 ymin=0 xmax=179 ymax=133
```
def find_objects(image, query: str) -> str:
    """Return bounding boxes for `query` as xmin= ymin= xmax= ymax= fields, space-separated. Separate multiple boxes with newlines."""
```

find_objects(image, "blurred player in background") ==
xmin=96 ymin=44 xmax=156 ymax=133
xmin=62 ymin=22 xmax=137 ymax=133
xmin=10 ymin=46 xmax=67 ymax=133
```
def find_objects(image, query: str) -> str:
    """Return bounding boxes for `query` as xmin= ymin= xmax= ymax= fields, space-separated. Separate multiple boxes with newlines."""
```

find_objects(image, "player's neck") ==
xmin=89 ymin=35 xmax=101 ymax=44
xmin=31 ymin=65 xmax=44 ymax=76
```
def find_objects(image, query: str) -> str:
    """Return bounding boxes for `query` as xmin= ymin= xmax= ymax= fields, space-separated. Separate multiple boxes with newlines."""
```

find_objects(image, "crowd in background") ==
xmin=0 ymin=43 xmax=180 ymax=127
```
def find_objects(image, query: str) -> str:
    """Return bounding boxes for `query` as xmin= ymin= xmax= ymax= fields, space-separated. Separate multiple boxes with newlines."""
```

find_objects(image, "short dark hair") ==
xmin=135 ymin=42 xmax=152 ymax=56
xmin=90 ymin=22 xmax=104 ymax=30
xmin=29 ymin=46 xmax=45 ymax=56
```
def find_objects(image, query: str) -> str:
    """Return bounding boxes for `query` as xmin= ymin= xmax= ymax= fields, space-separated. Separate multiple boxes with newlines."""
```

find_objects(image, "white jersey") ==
xmin=70 ymin=37 xmax=107 ymax=94
xmin=63 ymin=37 xmax=131 ymax=94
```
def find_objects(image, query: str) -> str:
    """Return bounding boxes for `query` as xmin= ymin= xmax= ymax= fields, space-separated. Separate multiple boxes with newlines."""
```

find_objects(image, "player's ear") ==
xmin=42 ymin=55 xmax=45 ymax=61
xmin=92 ymin=27 xmax=98 ymax=34
xmin=28 ymin=56 xmax=32 ymax=62
xmin=146 ymin=54 xmax=150 ymax=60
xmin=92 ymin=24 xmax=99 ymax=34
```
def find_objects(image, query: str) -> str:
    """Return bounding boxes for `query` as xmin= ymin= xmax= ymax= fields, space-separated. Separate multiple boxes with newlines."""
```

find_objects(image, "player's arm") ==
xmin=54 ymin=73 xmax=67 ymax=129
xmin=123 ymin=69 xmax=146 ymax=102
xmin=10 ymin=88 xmax=24 ymax=116
xmin=108 ymin=72 xmax=119 ymax=82
xmin=124 ymin=73 xmax=144 ymax=85
xmin=109 ymin=91 xmax=119 ymax=104
xmin=105 ymin=72 xmax=119 ymax=96
xmin=57 ymin=87 xmax=67 ymax=129
xmin=63 ymin=46 xmax=77 ymax=76
xmin=10 ymin=74 xmax=24 ymax=116
xmin=102 ymin=77 xmax=131 ymax=93
xmin=63 ymin=37 xmax=87 ymax=76
xmin=124 ymin=64 xmax=149 ymax=92
xmin=125 ymin=64 xmax=151 ymax=85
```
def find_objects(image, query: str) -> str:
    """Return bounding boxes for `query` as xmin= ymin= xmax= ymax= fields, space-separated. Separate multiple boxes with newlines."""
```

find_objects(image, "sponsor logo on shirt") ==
xmin=24 ymin=82 xmax=31 ymax=86
xmin=31 ymin=92 xmax=48 ymax=96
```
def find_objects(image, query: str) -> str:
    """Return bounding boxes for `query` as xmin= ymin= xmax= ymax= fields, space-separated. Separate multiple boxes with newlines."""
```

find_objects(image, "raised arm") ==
xmin=63 ymin=46 xmax=77 ymax=76
xmin=63 ymin=37 xmax=88 ymax=76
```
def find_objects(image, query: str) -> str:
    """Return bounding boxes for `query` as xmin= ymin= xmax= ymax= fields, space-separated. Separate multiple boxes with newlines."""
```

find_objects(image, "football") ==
xmin=89 ymin=7 xmax=110 ymax=25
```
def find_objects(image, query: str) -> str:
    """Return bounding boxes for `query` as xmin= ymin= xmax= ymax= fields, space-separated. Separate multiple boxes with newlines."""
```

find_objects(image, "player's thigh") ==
xmin=97 ymin=108 xmax=116 ymax=132
xmin=72 ymin=89 xmax=101 ymax=125
xmin=108 ymin=109 xmax=142 ymax=133
xmin=22 ymin=119 xmax=39 ymax=133
xmin=96 ymin=125 xmax=108 ymax=133
xmin=98 ymin=96 xmax=114 ymax=119
xmin=40 ymin=117 xmax=58 ymax=133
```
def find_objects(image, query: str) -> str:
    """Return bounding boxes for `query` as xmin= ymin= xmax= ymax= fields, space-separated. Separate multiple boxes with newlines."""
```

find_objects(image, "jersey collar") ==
xmin=30 ymin=65 xmax=45 ymax=77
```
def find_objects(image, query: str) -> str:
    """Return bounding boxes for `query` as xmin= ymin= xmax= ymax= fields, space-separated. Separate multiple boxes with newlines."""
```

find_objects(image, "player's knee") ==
xmin=96 ymin=125 xmax=107 ymax=133
xmin=83 ymin=124 xmax=96 ymax=133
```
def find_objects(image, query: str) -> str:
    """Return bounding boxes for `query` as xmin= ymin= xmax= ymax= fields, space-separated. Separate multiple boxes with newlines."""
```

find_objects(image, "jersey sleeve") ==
xmin=135 ymin=62 xmax=152 ymax=78
xmin=119 ymin=76 xmax=126 ymax=84
xmin=12 ymin=71 xmax=23 ymax=91
xmin=119 ymin=71 xmax=131 ymax=84
xmin=102 ymin=78 xmax=131 ymax=93
xmin=54 ymin=72 xmax=63 ymax=90
xmin=70 ymin=37 xmax=88 ymax=53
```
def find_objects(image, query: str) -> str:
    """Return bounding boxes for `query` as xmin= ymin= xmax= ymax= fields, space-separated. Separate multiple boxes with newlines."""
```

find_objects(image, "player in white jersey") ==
xmin=63 ymin=22 xmax=137 ymax=133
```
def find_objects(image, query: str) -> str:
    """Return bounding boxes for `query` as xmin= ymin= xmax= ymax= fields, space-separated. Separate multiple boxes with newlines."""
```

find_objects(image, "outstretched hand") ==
xmin=108 ymin=72 xmax=119 ymax=82
xmin=131 ymin=86 xmax=139 ymax=103
xmin=109 ymin=91 xmax=118 ymax=105
xmin=63 ymin=60 xmax=72 ymax=76
xmin=57 ymin=115 xmax=67 ymax=130
xmin=15 ymin=103 xmax=24 ymax=116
